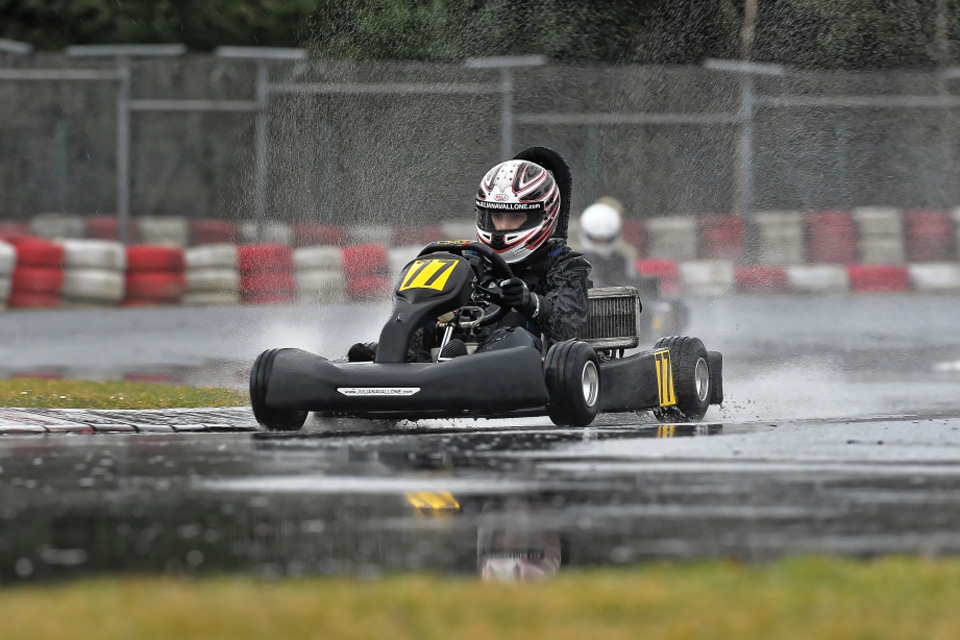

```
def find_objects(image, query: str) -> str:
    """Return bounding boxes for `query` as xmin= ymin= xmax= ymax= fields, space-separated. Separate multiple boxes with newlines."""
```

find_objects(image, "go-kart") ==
xmin=249 ymin=240 xmax=723 ymax=431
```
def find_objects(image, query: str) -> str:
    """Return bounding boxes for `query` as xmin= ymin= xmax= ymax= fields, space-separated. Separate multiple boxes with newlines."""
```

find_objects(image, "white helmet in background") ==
xmin=579 ymin=202 xmax=622 ymax=257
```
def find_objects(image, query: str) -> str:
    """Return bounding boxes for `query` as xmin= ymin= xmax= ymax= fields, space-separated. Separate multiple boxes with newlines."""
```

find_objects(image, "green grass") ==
xmin=0 ymin=377 xmax=247 ymax=409
xmin=2 ymin=557 xmax=960 ymax=639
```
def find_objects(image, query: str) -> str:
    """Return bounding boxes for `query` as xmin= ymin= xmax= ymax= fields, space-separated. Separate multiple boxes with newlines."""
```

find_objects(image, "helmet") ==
xmin=475 ymin=159 xmax=561 ymax=264
xmin=579 ymin=202 xmax=622 ymax=257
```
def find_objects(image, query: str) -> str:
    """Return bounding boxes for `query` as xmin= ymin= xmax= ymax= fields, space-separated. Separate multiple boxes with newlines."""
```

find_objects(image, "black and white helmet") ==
xmin=475 ymin=159 xmax=561 ymax=264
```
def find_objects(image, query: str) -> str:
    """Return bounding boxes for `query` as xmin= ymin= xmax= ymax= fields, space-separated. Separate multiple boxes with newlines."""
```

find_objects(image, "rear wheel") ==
xmin=544 ymin=341 xmax=601 ymax=427
xmin=652 ymin=336 xmax=710 ymax=423
xmin=249 ymin=348 xmax=308 ymax=431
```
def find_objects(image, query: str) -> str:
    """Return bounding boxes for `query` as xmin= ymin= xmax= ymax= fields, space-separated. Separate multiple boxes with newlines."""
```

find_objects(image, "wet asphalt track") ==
xmin=2 ymin=294 xmax=960 ymax=581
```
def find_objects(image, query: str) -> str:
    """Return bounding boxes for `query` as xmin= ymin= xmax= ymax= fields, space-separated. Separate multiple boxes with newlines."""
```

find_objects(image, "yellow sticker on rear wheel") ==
xmin=654 ymin=348 xmax=676 ymax=407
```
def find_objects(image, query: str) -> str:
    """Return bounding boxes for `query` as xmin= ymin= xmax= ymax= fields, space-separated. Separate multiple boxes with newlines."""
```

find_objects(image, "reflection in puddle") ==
xmin=0 ymin=422 xmax=726 ymax=583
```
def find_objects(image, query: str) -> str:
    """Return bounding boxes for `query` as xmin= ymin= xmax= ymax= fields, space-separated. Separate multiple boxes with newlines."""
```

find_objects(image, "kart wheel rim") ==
xmin=695 ymin=357 xmax=709 ymax=403
xmin=581 ymin=360 xmax=599 ymax=407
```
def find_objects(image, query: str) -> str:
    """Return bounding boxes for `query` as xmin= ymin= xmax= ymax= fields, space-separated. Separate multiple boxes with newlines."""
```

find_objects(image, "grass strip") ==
xmin=2 ymin=556 xmax=960 ymax=640
xmin=0 ymin=378 xmax=247 ymax=409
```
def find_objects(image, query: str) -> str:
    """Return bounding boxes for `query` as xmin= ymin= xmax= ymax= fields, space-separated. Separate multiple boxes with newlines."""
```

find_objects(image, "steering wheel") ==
xmin=417 ymin=241 xmax=514 ymax=325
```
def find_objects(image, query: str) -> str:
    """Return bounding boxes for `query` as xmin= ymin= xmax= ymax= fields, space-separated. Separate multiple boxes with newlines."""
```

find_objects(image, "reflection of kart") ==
xmin=250 ymin=240 xmax=723 ymax=431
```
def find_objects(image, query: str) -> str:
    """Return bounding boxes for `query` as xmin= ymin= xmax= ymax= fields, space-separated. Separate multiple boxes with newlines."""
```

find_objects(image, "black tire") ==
xmin=544 ymin=340 xmax=601 ymax=427
xmin=249 ymin=348 xmax=308 ymax=431
xmin=652 ymin=336 xmax=710 ymax=423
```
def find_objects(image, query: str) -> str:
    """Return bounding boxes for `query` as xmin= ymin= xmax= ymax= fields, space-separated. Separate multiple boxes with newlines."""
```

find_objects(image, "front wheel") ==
xmin=250 ymin=349 xmax=308 ymax=431
xmin=652 ymin=336 xmax=710 ymax=423
xmin=544 ymin=341 xmax=601 ymax=427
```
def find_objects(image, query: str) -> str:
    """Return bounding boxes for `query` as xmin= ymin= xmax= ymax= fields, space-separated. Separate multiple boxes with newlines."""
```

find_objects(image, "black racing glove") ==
xmin=499 ymin=277 xmax=540 ymax=319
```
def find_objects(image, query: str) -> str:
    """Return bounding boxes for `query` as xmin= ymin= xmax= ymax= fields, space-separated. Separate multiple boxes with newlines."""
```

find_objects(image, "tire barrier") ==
xmin=785 ymin=264 xmax=849 ymax=293
xmin=0 ymin=240 xmax=14 ymax=310
xmin=755 ymin=211 xmax=805 ymax=265
xmin=238 ymin=243 xmax=295 ymax=305
xmin=904 ymin=209 xmax=953 ymax=262
xmin=853 ymin=206 xmax=904 ymax=264
xmin=137 ymin=216 xmax=190 ymax=247
xmin=8 ymin=237 xmax=64 ymax=309
xmin=806 ymin=210 xmax=856 ymax=264
xmin=293 ymin=223 xmax=346 ymax=247
xmin=293 ymin=245 xmax=345 ymax=304
xmin=679 ymin=260 xmax=735 ymax=297
xmin=59 ymin=239 xmax=126 ymax=307
xmin=184 ymin=243 xmax=240 ymax=306
xmin=393 ymin=225 xmax=443 ymax=247
xmin=341 ymin=242 xmax=391 ymax=300
xmin=621 ymin=219 xmax=646 ymax=255
xmin=0 ymin=222 xmax=30 ymax=242
xmin=645 ymin=216 xmax=698 ymax=261
xmin=123 ymin=245 xmax=186 ymax=306
xmin=85 ymin=215 xmax=124 ymax=241
xmin=388 ymin=245 xmax=423 ymax=282
xmin=846 ymin=264 xmax=911 ymax=293
xmin=908 ymin=262 xmax=960 ymax=292
xmin=239 ymin=220 xmax=293 ymax=246
xmin=190 ymin=220 xmax=237 ymax=246
xmin=29 ymin=212 xmax=85 ymax=240
xmin=734 ymin=266 xmax=789 ymax=292
xmin=347 ymin=223 xmax=395 ymax=246
xmin=699 ymin=215 xmax=744 ymax=262
xmin=440 ymin=219 xmax=477 ymax=241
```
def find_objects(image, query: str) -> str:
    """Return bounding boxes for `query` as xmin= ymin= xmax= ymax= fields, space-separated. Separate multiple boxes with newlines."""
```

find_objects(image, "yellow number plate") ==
xmin=654 ymin=348 xmax=676 ymax=407
xmin=399 ymin=259 xmax=459 ymax=292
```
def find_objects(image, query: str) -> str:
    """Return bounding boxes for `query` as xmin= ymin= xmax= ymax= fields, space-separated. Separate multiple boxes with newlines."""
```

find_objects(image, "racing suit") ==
xmin=410 ymin=239 xmax=591 ymax=360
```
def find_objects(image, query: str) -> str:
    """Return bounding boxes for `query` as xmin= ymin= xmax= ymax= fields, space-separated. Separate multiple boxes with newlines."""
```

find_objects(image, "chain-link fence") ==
xmin=2 ymin=54 xmax=959 ymax=229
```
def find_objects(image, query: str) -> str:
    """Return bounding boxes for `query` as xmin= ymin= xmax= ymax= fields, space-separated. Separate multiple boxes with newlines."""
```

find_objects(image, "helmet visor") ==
xmin=476 ymin=203 xmax=545 ymax=234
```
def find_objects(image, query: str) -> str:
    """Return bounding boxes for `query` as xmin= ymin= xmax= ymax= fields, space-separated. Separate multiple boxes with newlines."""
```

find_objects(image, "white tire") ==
xmin=858 ymin=237 xmax=905 ymax=264
xmin=853 ymin=207 xmax=903 ymax=236
xmin=185 ymin=243 xmax=238 ymax=270
xmin=295 ymin=269 xmax=346 ymax=304
xmin=645 ymin=216 xmax=698 ymax=261
xmin=186 ymin=268 xmax=240 ymax=293
xmin=0 ymin=241 xmax=14 ymax=276
xmin=240 ymin=220 xmax=293 ymax=245
xmin=786 ymin=264 xmax=849 ymax=293
xmin=908 ymin=262 xmax=960 ymax=291
xmin=347 ymin=223 xmax=394 ymax=245
xmin=679 ymin=260 xmax=735 ymax=296
xmin=59 ymin=239 xmax=126 ymax=270
xmin=293 ymin=245 xmax=343 ymax=271
xmin=182 ymin=291 xmax=241 ymax=306
xmin=62 ymin=268 xmax=125 ymax=302
xmin=439 ymin=219 xmax=477 ymax=241
xmin=30 ymin=212 xmax=85 ymax=239
xmin=138 ymin=216 xmax=190 ymax=247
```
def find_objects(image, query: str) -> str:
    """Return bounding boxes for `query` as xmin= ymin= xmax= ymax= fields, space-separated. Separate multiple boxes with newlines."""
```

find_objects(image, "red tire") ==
xmin=237 ymin=243 xmax=293 ymax=273
xmin=125 ymin=271 xmax=186 ymax=301
xmin=735 ymin=266 xmax=788 ymax=291
xmin=240 ymin=271 xmax=295 ymax=296
xmin=699 ymin=215 xmax=744 ymax=262
xmin=847 ymin=264 xmax=910 ymax=293
xmin=341 ymin=243 xmax=389 ymax=279
xmin=346 ymin=275 xmax=393 ymax=300
xmin=86 ymin=216 xmax=123 ymax=241
xmin=905 ymin=209 xmax=953 ymax=262
xmin=8 ymin=291 xmax=60 ymax=308
xmin=191 ymin=219 xmax=238 ymax=245
xmin=393 ymin=225 xmax=443 ymax=247
xmin=807 ymin=210 xmax=856 ymax=264
xmin=293 ymin=224 xmax=347 ymax=247
xmin=12 ymin=238 xmax=64 ymax=268
xmin=12 ymin=267 xmax=64 ymax=294
xmin=126 ymin=245 xmax=185 ymax=273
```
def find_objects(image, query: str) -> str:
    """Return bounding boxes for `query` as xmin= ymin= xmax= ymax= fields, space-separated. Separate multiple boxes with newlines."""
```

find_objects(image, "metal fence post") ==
xmin=116 ymin=59 xmax=131 ymax=244
xmin=254 ymin=61 xmax=269 ymax=242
